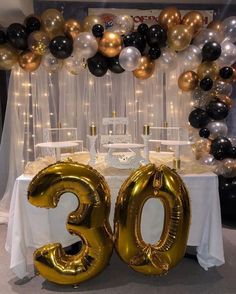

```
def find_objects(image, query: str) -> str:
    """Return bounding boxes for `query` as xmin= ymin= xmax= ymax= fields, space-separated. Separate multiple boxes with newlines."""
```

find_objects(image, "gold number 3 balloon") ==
xmin=28 ymin=162 xmax=113 ymax=285
xmin=114 ymin=164 xmax=190 ymax=275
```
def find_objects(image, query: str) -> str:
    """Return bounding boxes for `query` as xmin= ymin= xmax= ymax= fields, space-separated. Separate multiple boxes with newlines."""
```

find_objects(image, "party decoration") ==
xmin=206 ymin=100 xmax=229 ymax=120
xmin=188 ymin=108 xmax=209 ymax=128
xmin=178 ymin=70 xmax=198 ymax=91
xmin=213 ymin=80 xmax=233 ymax=96
xmin=64 ymin=19 xmax=81 ymax=39
xmin=219 ymin=158 xmax=236 ymax=178
xmin=218 ymin=40 xmax=236 ymax=66
xmin=41 ymin=52 xmax=62 ymax=72
xmin=178 ymin=45 xmax=201 ymax=70
xmin=192 ymin=138 xmax=211 ymax=160
xmin=41 ymin=9 xmax=64 ymax=38
xmin=158 ymin=47 xmax=177 ymax=69
xmin=7 ymin=23 xmax=28 ymax=50
xmin=207 ymin=121 xmax=228 ymax=139
xmin=99 ymin=32 xmax=122 ymax=58
xmin=0 ymin=30 xmax=7 ymax=45
xmin=87 ymin=52 xmax=108 ymax=77
xmin=199 ymin=128 xmax=210 ymax=139
xmin=219 ymin=66 xmax=234 ymax=80
xmin=182 ymin=11 xmax=204 ymax=35
xmin=219 ymin=175 xmax=236 ymax=220
xmin=148 ymin=47 xmax=161 ymax=60
xmin=222 ymin=16 xmax=236 ymax=43
xmin=28 ymin=31 xmax=50 ymax=55
xmin=0 ymin=44 xmax=18 ymax=70
xmin=199 ymin=77 xmax=213 ymax=91
xmin=158 ymin=7 xmax=181 ymax=30
xmin=211 ymin=136 xmax=232 ymax=160
xmin=49 ymin=36 xmax=73 ymax=59
xmin=207 ymin=20 xmax=223 ymax=35
xmin=108 ymin=56 xmax=125 ymax=73
xmin=137 ymin=23 xmax=149 ymax=35
xmin=123 ymin=32 xmax=146 ymax=53
xmin=199 ymin=154 xmax=216 ymax=166
xmin=193 ymin=29 xmax=222 ymax=49
xmin=82 ymin=15 xmax=103 ymax=32
xmin=119 ymin=46 xmax=141 ymax=71
xmin=74 ymin=32 xmax=98 ymax=59
xmin=168 ymin=24 xmax=192 ymax=51
xmin=146 ymin=24 xmax=167 ymax=48
xmin=28 ymin=162 xmax=113 ymax=285
xmin=197 ymin=61 xmax=219 ymax=80
xmin=133 ymin=56 xmax=155 ymax=80
xmin=92 ymin=24 xmax=104 ymax=38
xmin=114 ymin=164 xmax=190 ymax=275
xmin=64 ymin=54 xmax=85 ymax=75
xmin=217 ymin=94 xmax=233 ymax=109
xmin=24 ymin=15 xmax=41 ymax=33
xmin=201 ymin=42 xmax=221 ymax=61
xmin=111 ymin=14 xmax=134 ymax=35
xmin=18 ymin=50 xmax=41 ymax=72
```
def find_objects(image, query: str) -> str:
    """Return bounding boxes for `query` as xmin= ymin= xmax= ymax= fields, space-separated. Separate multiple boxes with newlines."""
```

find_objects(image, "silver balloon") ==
xmin=110 ymin=14 xmax=134 ymax=35
xmin=74 ymin=32 xmax=98 ymax=59
xmin=193 ymin=29 xmax=223 ymax=49
xmin=41 ymin=52 xmax=62 ymax=72
xmin=220 ymin=158 xmax=236 ymax=178
xmin=64 ymin=54 xmax=85 ymax=75
xmin=213 ymin=80 xmax=233 ymax=96
xmin=229 ymin=137 xmax=236 ymax=147
xmin=218 ymin=40 xmax=236 ymax=66
xmin=199 ymin=154 xmax=216 ymax=166
xmin=119 ymin=46 xmax=141 ymax=71
xmin=222 ymin=16 xmax=236 ymax=43
xmin=192 ymin=87 xmax=212 ymax=108
xmin=178 ymin=45 xmax=202 ymax=70
xmin=207 ymin=121 xmax=228 ymax=139
xmin=157 ymin=47 xmax=177 ymax=70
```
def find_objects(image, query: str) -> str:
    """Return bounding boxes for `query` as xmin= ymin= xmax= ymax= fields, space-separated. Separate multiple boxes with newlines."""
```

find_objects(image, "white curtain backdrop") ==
xmin=0 ymin=60 xmax=192 ymax=223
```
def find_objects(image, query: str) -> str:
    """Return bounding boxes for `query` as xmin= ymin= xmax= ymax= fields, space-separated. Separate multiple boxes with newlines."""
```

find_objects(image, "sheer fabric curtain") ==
xmin=0 ymin=59 xmax=191 ymax=223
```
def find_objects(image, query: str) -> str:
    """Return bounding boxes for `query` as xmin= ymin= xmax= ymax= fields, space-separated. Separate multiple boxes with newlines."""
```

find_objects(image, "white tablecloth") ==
xmin=5 ymin=170 xmax=224 ymax=279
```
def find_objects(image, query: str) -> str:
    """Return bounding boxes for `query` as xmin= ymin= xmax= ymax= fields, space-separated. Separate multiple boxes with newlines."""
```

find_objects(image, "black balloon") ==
xmin=202 ymin=41 xmax=221 ymax=61
xmin=188 ymin=108 xmax=210 ymax=128
xmin=148 ymin=47 xmax=161 ymax=60
xmin=137 ymin=23 xmax=149 ymax=35
xmin=7 ymin=23 xmax=28 ymax=50
xmin=219 ymin=66 xmax=234 ymax=80
xmin=123 ymin=32 xmax=146 ymax=53
xmin=0 ymin=30 xmax=7 ymax=44
xmin=92 ymin=24 xmax=104 ymax=38
xmin=108 ymin=56 xmax=124 ymax=74
xmin=229 ymin=146 xmax=236 ymax=159
xmin=146 ymin=24 xmax=167 ymax=48
xmin=49 ymin=36 xmax=73 ymax=59
xmin=25 ymin=16 xmax=41 ymax=33
xmin=199 ymin=77 xmax=213 ymax=91
xmin=199 ymin=128 xmax=210 ymax=138
xmin=206 ymin=100 xmax=229 ymax=120
xmin=87 ymin=53 xmax=108 ymax=77
xmin=219 ymin=175 xmax=236 ymax=220
xmin=211 ymin=136 xmax=232 ymax=160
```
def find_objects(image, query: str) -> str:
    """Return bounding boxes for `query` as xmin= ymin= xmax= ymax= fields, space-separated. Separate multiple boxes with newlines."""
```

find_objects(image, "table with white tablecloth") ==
xmin=5 ymin=159 xmax=224 ymax=279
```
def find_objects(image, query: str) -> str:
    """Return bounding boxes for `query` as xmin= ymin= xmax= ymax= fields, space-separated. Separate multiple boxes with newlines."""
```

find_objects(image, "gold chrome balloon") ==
xmin=0 ymin=44 xmax=18 ymax=70
xmin=28 ymin=162 xmax=113 ymax=285
xmin=28 ymin=31 xmax=50 ymax=55
xmin=99 ymin=32 xmax=122 ymax=58
xmin=64 ymin=19 xmax=81 ymax=39
xmin=217 ymin=95 xmax=233 ymax=109
xmin=182 ymin=11 xmax=204 ymax=35
xmin=41 ymin=9 xmax=64 ymax=38
xmin=82 ymin=15 xmax=103 ymax=32
xmin=178 ymin=70 xmax=199 ymax=91
xmin=133 ymin=56 xmax=155 ymax=79
xmin=207 ymin=20 xmax=223 ymax=35
xmin=197 ymin=61 xmax=219 ymax=80
xmin=19 ymin=50 xmax=41 ymax=72
xmin=158 ymin=7 xmax=181 ymax=30
xmin=168 ymin=24 xmax=192 ymax=51
xmin=114 ymin=164 xmax=190 ymax=275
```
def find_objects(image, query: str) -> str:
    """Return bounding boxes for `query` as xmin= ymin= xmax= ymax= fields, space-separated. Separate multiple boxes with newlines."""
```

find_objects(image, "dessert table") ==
xmin=5 ymin=153 xmax=224 ymax=279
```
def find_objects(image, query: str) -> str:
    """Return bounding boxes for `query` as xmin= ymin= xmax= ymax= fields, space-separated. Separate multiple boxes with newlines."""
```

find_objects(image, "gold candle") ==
xmin=112 ymin=111 xmax=116 ymax=117
xmin=173 ymin=158 xmax=181 ymax=170
xmin=143 ymin=125 xmax=150 ymax=135
xmin=90 ymin=123 xmax=97 ymax=136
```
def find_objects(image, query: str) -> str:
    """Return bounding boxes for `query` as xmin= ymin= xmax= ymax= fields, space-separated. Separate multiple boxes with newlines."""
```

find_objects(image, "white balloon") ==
xmin=74 ymin=32 xmax=98 ymax=59
xmin=119 ymin=46 xmax=141 ymax=71
xmin=218 ymin=40 xmax=236 ymax=66
xmin=110 ymin=14 xmax=134 ymax=35
xmin=222 ymin=16 xmax=236 ymax=43
xmin=213 ymin=80 xmax=233 ymax=96
xmin=229 ymin=137 xmax=236 ymax=147
xmin=157 ymin=48 xmax=177 ymax=69
xmin=41 ymin=52 xmax=62 ymax=72
xmin=193 ymin=29 xmax=223 ymax=49
xmin=64 ymin=54 xmax=85 ymax=75
xmin=178 ymin=45 xmax=202 ymax=70
xmin=207 ymin=121 xmax=228 ymax=139
xmin=199 ymin=154 xmax=216 ymax=166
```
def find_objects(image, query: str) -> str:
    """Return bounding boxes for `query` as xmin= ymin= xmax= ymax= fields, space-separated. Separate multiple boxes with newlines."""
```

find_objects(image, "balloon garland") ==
xmin=0 ymin=7 xmax=236 ymax=176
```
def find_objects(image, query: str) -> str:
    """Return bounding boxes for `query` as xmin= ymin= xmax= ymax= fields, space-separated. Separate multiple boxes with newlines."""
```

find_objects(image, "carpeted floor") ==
xmin=1 ymin=223 xmax=236 ymax=294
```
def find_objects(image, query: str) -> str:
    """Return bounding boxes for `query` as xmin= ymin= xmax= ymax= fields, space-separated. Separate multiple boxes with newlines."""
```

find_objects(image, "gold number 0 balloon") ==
xmin=114 ymin=164 xmax=191 ymax=275
xmin=28 ymin=162 xmax=113 ymax=285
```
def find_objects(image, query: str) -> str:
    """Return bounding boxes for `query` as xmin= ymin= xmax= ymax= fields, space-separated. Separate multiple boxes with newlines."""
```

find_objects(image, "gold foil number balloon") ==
xmin=28 ymin=162 xmax=113 ymax=285
xmin=114 ymin=164 xmax=191 ymax=275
